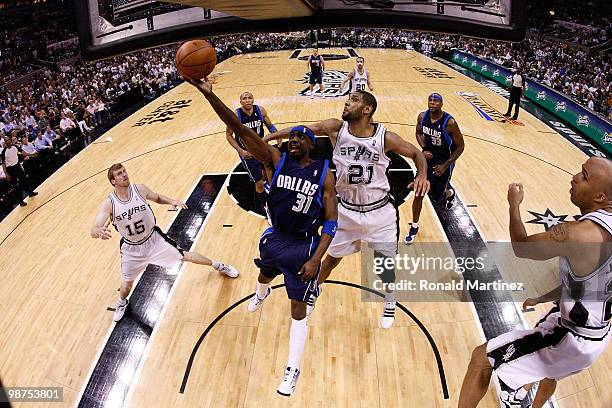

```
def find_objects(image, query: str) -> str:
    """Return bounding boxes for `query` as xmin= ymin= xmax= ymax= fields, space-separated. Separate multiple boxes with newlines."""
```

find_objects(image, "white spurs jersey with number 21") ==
xmin=333 ymin=121 xmax=391 ymax=205
xmin=109 ymin=184 xmax=156 ymax=244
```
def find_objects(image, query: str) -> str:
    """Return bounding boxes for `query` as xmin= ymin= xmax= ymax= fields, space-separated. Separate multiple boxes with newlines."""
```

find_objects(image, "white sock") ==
xmin=256 ymin=281 xmax=270 ymax=298
xmin=411 ymin=222 xmax=419 ymax=228
xmin=118 ymin=298 xmax=127 ymax=306
xmin=384 ymin=291 xmax=396 ymax=303
xmin=287 ymin=318 xmax=308 ymax=369
xmin=212 ymin=261 xmax=221 ymax=270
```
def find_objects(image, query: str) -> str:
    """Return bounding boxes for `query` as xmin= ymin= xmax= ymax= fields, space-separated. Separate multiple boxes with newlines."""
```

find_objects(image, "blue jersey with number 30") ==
xmin=265 ymin=152 xmax=329 ymax=237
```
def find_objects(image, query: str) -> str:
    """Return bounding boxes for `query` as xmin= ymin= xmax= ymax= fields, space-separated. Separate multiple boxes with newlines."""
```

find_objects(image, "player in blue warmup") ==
xmin=307 ymin=48 xmax=325 ymax=98
xmin=189 ymin=78 xmax=338 ymax=397
xmin=405 ymin=93 xmax=465 ymax=245
xmin=225 ymin=91 xmax=277 ymax=207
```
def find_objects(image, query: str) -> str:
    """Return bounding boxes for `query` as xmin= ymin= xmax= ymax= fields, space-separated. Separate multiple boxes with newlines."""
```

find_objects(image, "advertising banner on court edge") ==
xmin=451 ymin=50 xmax=612 ymax=155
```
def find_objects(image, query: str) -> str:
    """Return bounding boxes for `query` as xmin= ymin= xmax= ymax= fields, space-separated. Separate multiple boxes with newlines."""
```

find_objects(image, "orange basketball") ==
xmin=175 ymin=39 xmax=216 ymax=81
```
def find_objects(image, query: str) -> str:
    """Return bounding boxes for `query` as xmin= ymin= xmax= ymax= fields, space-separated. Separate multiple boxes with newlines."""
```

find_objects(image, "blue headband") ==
xmin=290 ymin=126 xmax=315 ymax=143
xmin=429 ymin=93 xmax=443 ymax=102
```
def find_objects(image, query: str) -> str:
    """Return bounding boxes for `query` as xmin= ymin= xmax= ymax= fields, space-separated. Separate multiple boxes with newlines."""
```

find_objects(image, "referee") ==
xmin=504 ymin=66 xmax=524 ymax=120
xmin=1 ymin=137 xmax=37 ymax=207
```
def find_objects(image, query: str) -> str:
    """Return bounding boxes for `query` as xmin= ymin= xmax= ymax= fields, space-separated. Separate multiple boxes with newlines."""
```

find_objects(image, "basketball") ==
xmin=175 ymin=39 xmax=217 ymax=81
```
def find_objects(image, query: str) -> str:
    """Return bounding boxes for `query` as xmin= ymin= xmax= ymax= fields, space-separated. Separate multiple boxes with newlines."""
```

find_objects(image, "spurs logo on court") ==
xmin=576 ymin=115 xmax=590 ymax=127
xmin=132 ymin=100 xmax=192 ymax=127
xmin=502 ymin=345 xmax=515 ymax=362
xmin=298 ymin=70 xmax=349 ymax=97
xmin=537 ymin=91 xmax=546 ymax=100
xmin=462 ymin=57 xmax=468 ymax=63
xmin=481 ymin=65 xmax=488 ymax=72
xmin=555 ymin=102 xmax=567 ymax=112
xmin=471 ymin=60 xmax=478 ymax=67
xmin=493 ymin=69 xmax=500 ymax=77
xmin=505 ymin=75 xmax=512 ymax=84
xmin=527 ymin=209 xmax=569 ymax=231
xmin=603 ymin=133 xmax=612 ymax=144
xmin=457 ymin=91 xmax=524 ymax=126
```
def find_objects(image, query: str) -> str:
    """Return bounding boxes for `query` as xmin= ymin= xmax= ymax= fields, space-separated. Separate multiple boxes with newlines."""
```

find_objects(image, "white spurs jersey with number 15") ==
xmin=333 ymin=121 xmax=391 ymax=206
xmin=109 ymin=184 xmax=156 ymax=244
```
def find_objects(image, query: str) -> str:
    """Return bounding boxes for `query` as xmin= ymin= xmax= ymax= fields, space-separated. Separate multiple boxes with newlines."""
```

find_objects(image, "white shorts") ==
xmin=486 ymin=307 xmax=611 ymax=390
xmin=120 ymin=227 xmax=184 ymax=281
xmin=327 ymin=201 xmax=398 ymax=258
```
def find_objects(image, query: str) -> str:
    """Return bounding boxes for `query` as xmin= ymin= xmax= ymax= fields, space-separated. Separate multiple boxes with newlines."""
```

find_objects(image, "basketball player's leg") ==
xmin=458 ymin=343 xmax=493 ymax=408
xmin=249 ymin=230 xmax=282 ymax=311
xmin=309 ymin=74 xmax=316 ymax=97
xmin=278 ymin=259 xmax=317 ymax=396
xmin=406 ymin=166 xmax=435 ymax=244
xmin=308 ymin=206 xmax=361 ymax=314
xmin=183 ymin=251 xmax=239 ymax=277
xmin=367 ymin=203 xmax=399 ymax=328
xmin=116 ymin=249 xmax=147 ymax=321
xmin=532 ymin=378 xmax=557 ymax=408
xmin=119 ymin=279 xmax=134 ymax=301
xmin=151 ymin=227 xmax=239 ymax=277
xmin=318 ymin=254 xmax=342 ymax=284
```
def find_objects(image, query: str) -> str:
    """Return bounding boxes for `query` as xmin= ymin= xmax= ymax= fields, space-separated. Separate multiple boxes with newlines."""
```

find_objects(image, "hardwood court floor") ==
xmin=0 ymin=48 xmax=608 ymax=407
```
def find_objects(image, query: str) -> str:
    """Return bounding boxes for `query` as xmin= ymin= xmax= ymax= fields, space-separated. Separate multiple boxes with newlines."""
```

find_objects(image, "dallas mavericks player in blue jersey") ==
xmin=405 ymin=93 xmax=465 ymax=245
xmin=189 ymin=78 xmax=338 ymax=397
xmin=307 ymin=48 xmax=326 ymax=98
xmin=225 ymin=91 xmax=278 ymax=199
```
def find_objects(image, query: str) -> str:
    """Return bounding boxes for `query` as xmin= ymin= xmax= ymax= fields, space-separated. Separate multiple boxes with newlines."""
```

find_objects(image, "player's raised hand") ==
xmin=187 ymin=77 xmax=213 ymax=95
xmin=507 ymin=183 xmax=524 ymax=208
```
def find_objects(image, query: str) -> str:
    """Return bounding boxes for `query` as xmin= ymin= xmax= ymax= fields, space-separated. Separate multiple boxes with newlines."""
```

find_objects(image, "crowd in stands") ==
xmin=458 ymin=35 xmax=611 ymax=119
xmin=0 ymin=0 xmax=611 ymax=220
xmin=0 ymin=45 xmax=180 ymax=217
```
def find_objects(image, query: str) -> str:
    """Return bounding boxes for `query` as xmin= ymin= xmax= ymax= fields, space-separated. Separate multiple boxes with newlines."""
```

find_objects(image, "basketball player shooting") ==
xmin=188 ymin=77 xmax=338 ymax=397
xmin=90 ymin=164 xmax=239 ymax=322
xmin=265 ymin=90 xmax=430 ymax=328
xmin=459 ymin=157 xmax=612 ymax=408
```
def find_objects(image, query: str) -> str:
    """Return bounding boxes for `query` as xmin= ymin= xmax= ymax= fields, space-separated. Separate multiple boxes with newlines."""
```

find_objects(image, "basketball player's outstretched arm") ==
xmin=136 ymin=184 xmax=187 ymax=209
xmin=432 ymin=118 xmax=465 ymax=177
xmin=91 ymin=198 xmax=112 ymax=239
xmin=189 ymin=79 xmax=280 ymax=180
xmin=226 ymin=125 xmax=250 ymax=158
xmin=264 ymin=119 xmax=343 ymax=146
xmin=339 ymin=71 xmax=354 ymax=90
xmin=299 ymin=169 xmax=338 ymax=281
xmin=507 ymin=182 xmax=606 ymax=264
xmin=384 ymin=131 xmax=430 ymax=197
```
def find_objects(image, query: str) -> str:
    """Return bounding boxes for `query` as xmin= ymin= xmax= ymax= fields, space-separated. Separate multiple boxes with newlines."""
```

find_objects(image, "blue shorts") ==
xmin=240 ymin=155 xmax=264 ymax=183
xmin=309 ymin=71 xmax=323 ymax=85
xmin=254 ymin=228 xmax=320 ymax=302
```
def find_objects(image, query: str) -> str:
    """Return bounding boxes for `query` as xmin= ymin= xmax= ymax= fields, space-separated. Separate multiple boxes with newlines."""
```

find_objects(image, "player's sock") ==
xmin=380 ymin=291 xmax=396 ymax=329
xmin=256 ymin=281 xmax=271 ymax=298
xmin=411 ymin=221 xmax=419 ymax=229
xmin=384 ymin=291 xmax=396 ymax=303
xmin=287 ymin=317 xmax=308 ymax=369
xmin=212 ymin=261 xmax=221 ymax=270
